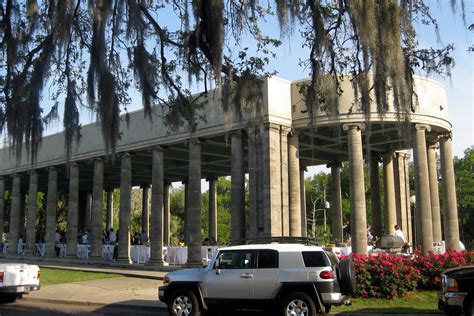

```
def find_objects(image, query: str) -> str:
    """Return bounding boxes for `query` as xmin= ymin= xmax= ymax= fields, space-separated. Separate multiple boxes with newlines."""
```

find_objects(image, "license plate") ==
xmin=16 ymin=286 xmax=25 ymax=292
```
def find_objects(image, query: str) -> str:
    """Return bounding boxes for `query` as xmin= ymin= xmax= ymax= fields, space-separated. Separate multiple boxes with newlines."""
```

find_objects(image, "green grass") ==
xmin=332 ymin=291 xmax=442 ymax=314
xmin=39 ymin=267 xmax=121 ymax=286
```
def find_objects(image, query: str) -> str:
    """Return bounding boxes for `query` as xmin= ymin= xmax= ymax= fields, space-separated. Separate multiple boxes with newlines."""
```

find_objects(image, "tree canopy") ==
xmin=0 ymin=0 xmax=463 ymax=161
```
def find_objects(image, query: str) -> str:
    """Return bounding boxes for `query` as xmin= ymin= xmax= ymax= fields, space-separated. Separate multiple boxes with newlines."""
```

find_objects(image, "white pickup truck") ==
xmin=0 ymin=263 xmax=41 ymax=302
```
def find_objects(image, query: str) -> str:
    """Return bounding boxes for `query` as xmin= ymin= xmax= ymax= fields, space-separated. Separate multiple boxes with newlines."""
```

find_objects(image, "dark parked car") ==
xmin=438 ymin=265 xmax=474 ymax=316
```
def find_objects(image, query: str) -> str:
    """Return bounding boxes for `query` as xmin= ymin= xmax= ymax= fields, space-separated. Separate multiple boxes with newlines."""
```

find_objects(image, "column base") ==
xmin=185 ymin=260 xmax=204 ymax=268
xmin=116 ymin=256 xmax=132 ymax=264
xmin=148 ymin=258 xmax=165 ymax=266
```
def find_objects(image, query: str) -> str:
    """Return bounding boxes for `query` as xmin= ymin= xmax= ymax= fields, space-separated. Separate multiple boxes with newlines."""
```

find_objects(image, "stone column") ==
xmin=66 ymin=163 xmax=79 ymax=258
xmin=257 ymin=132 xmax=264 ymax=237
xmin=262 ymin=123 xmax=283 ymax=237
xmin=141 ymin=185 xmax=150 ymax=237
xmin=394 ymin=152 xmax=409 ymax=236
xmin=0 ymin=177 xmax=5 ymax=244
xmin=85 ymin=192 xmax=92 ymax=231
xmin=9 ymin=174 xmax=21 ymax=255
xmin=427 ymin=143 xmax=442 ymax=243
xmin=413 ymin=124 xmax=433 ymax=254
xmin=18 ymin=194 xmax=26 ymax=238
xmin=329 ymin=162 xmax=343 ymax=243
xmin=300 ymin=167 xmax=307 ymax=237
xmin=117 ymin=153 xmax=132 ymax=263
xmin=90 ymin=159 xmax=104 ymax=259
xmin=26 ymin=171 xmax=38 ymax=256
xmin=343 ymin=123 xmax=368 ymax=255
xmin=404 ymin=155 xmax=413 ymax=245
xmin=230 ymin=131 xmax=246 ymax=242
xmin=105 ymin=189 xmax=114 ymax=230
xmin=280 ymin=127 xmax=290 ymax=236
xmin=369 ymin=156 xmax=382 ymax=239
xmin=150 ymin=148 xmax=164 ymax=265
xmin=183 ymin=181 xmax=188 ymax=244
xmin=78 ymin=191 xmax=88 ymax=231
xmin=163 ymin=181 xmax=171 ymax=247
xmin=288 ymin=131 xmax=302 ymax=237
xmin=208 ymin=177 xmax=218 ymax=243
xmin=248 ymin=129 xmax=259 ymax=239
xmin=439 ymin=134 xmax=460 ymax=250
xmin=186 ymin=138 xmax=202 ymax=266
xmin=383 ymin=153 xmax=397 ymax=235
xmin=44 ymin=168 xmax=58 ymax=257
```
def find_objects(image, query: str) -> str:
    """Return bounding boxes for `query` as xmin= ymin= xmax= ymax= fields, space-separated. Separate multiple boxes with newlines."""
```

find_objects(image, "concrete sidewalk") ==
xmin=24 ymin=276 xmax=167 ymax=312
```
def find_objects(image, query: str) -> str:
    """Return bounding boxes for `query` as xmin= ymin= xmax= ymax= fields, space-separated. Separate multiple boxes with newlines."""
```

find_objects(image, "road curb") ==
xmin=22 ymin=296 xmax=167 ymax=312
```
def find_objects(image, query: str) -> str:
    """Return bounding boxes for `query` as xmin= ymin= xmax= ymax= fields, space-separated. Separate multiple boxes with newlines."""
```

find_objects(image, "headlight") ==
xmin=163 ymin=276 xmax=171 ymax=285
xmin=446 ymin=278 xmax=459 ymax=292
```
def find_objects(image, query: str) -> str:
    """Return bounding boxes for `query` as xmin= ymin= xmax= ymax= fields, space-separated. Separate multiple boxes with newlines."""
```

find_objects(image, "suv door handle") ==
xmin=240 ymin=273 xmax=253 ymax=279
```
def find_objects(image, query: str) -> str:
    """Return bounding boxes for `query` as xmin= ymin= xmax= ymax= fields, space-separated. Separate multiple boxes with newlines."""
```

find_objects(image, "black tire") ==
xmin=0 ymin=294 xmax=18 ymax=303
xmin=338 ymin=258 xmax=356 ymax=296
xmin=281 ymin=291 xmax=316 ymax=316
xmin=168 ymin=289 xmax=200 ymax=316
xmin=464 ymin=295 xmax=474 ymax=316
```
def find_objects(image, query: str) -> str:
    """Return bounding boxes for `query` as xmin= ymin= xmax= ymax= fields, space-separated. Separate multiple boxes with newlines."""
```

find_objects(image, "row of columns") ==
xmin=0 ymin=122 xmax=461 ymax=260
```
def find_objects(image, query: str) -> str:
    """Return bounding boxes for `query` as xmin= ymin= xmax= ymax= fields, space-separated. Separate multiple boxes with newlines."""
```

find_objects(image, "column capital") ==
xmin=394 ymin=151 xmax=410 ymax=159
xmin=206 ymin=176 xmax=218 ymax=182
xmin=414 ymin=124 xmax=431 ymax=132
xmin=427 ymin=142 xmax=439 ymax=150
xmin=300 ymin=166 xmax=307 ymax=172
xmin=28 ymin=169 xmax=38 ymax=176
xmin=119 ymin=151 xmax=131 ymax=158
xmin=151 ymin=145 xmax=165 ymax=153
xmin=165 ymin=180 xmax=172 ymax=187
xmin=188 ymin=137 xmax=204 ymax=146
xmin=140 ymin=184 xmax=150 ymax=189
xmin=438 ymin=132 xmax=452 ymax=142
xmin=383 ymin=152 xmax=395 ymax=161
xmin=342 ymin=122 xmax=365 ymax=132
xmin=263 ymin=122 xmax=281 ymax=131
xmin=326 ymin=161 xmax=343 ymax=168
xmin=280 ymin=125 xmax=292 ymax=134
xmin=228 ymin=129 xmax=244 ymax=139
xmin=288 ymin=129 xmax=301 ymax=138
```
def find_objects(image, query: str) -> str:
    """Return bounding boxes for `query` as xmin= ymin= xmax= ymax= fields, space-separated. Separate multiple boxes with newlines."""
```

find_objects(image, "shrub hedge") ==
xmin=345 ymin=251 xmax=472 ymax=299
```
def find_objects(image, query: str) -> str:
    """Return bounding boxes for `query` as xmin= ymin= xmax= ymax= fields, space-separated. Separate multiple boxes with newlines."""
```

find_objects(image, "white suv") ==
xmin=159 ymin=241 xmax=355 ymax=316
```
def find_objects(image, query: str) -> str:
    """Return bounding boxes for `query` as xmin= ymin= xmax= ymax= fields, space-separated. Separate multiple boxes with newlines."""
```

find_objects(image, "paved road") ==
xmin=0 ymin=299 xmax=168 ymax=315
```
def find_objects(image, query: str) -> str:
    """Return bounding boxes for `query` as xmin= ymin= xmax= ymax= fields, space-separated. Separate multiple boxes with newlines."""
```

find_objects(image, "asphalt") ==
xmin=0 ymin=256 xmax=444 ymax=315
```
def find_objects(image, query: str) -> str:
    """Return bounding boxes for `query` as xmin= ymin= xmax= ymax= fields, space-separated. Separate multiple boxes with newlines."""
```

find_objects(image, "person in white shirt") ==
xmin=108 ymin=228 xmax=116 ymax=245
xmin=394 ymin=224 xmax=406 ymax=242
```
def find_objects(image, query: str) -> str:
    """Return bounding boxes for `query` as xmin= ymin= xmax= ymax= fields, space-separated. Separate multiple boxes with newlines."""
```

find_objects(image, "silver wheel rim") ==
xmin=286 ymin=299 xmax=309 ymax=316
xmin=172 ymin=295 xmax=193 ymax=316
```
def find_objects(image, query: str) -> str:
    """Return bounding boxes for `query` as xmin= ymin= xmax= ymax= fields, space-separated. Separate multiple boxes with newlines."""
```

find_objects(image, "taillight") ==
xmin=0 ymin=272 xmax=3 ymax=283
xmin=447 ymin=278 xmax=459 ymax=292
xmin=163 ymin=276 xmax=170 ymax=285
xmin=37 ymin=271 xmax=41 ymax=280
xmin=319 ymin=270 xmax=335 ymax=279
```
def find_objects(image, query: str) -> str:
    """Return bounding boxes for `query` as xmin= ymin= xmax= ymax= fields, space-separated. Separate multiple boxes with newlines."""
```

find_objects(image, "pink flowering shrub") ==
xmin=347 ymin=251 xmax=473 ymax=299
xmin=351 ymin=253 xmax=420 ymax=299
xmin=412 ymin=250 xmax=468 ymax=289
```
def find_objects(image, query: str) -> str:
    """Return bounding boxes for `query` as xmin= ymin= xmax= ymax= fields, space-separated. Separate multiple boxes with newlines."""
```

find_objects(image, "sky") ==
xmin=37 ymin=2 xmax=473 ymax=181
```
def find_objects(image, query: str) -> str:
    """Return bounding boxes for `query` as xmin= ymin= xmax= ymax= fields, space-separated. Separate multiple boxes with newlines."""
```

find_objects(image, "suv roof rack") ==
xmin=230 ymin=236 xmax=319 ymax=246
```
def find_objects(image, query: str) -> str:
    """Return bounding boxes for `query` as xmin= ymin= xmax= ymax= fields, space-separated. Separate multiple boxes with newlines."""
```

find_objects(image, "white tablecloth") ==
xmin=165 ymin=246 xmax=221 ymax=265
xmin=131 ymin=245 xmax=150 ymax=264
xmin=102 ymin=245 xmax=115 ymax=261
xmin=76 ymin=244 xmax=90 ymax=260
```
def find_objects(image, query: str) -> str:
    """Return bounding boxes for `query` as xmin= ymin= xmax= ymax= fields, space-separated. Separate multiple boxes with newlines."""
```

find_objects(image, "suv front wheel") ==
xmin=168 ymin=289 xmax=200 ymax=316
xmin=282 ymin=292 xmax=316 ymax=316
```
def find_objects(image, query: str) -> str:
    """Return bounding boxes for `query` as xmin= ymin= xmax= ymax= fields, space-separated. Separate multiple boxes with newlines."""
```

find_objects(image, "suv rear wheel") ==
xmin=282 ymin=291 xmax=316 ymax=316
xmin=168 ymin=289 xmax=200 ymax=316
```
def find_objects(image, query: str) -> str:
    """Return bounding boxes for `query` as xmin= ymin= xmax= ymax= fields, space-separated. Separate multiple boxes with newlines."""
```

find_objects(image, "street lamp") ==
xmin=311 ymin=201 xmax=331 ymax=238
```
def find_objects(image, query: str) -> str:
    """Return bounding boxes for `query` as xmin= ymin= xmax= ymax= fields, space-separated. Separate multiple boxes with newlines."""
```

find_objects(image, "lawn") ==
xmin=39 ymin=267 xmax=121 ymax=286
xmin=332 ymin=291 xmax=442 ymax=314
